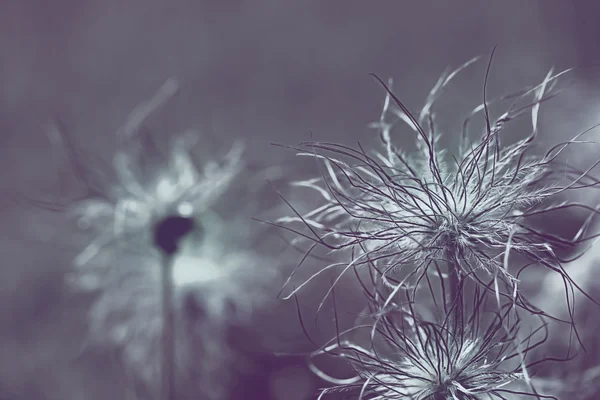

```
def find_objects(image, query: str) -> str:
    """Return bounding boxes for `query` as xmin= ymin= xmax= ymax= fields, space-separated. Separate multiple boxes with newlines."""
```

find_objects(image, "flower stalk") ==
xmin=160 ymin=252 xmax=176 ymax=400
xmin=271 ymin=54 xmax=600 ymax=399
xmin=446 ymin=248 xmax=464 ymax=330
xmin=153 ymin=214 xmax=196 ymax=400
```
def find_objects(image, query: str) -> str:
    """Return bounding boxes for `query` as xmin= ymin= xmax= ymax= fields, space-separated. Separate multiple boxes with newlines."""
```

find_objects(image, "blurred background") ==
xmin=2 ymin=1 xmax=600 ymax=399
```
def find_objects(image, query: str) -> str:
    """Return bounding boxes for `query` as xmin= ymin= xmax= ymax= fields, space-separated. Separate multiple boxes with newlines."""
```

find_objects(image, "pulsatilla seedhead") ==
xmin=153 ymin=215 xmax=197 ymax=256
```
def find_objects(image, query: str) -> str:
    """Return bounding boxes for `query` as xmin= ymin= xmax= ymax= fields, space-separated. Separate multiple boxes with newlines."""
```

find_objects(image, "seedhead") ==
xmin=273 ymin=55 xmax=600 ymax=329
xmin=303 ymin=275 xmax=551 ymax=400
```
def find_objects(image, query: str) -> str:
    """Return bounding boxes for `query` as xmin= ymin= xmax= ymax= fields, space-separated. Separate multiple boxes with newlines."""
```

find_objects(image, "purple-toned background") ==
xmin=1 ymin=1 xmax=599 ymax=399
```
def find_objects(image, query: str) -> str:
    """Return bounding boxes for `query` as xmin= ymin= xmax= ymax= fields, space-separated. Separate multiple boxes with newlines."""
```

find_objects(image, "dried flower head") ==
xmin=72 ymin=132 xmax=242 ymax=263
xmin=274 ymin=54 xmax=600 ymax=323
xmin=304 ymin=274 xmax=552 ymax=400
xmin=60 ymin=79 xmax=278 ymax=320
xmin=26 ymin=78 xmax=280 ymax=398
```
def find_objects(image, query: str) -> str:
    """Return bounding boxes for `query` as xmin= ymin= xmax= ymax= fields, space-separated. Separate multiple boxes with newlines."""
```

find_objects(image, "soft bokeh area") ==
xmin=2 ymin=1 xmax=600 ymax=399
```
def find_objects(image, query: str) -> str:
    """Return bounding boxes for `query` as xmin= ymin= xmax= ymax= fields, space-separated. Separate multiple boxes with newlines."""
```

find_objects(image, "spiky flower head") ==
xmin=66 ymin=78 xmax=277 ymax=319
xmin=308 ymin=277 xmax=549 ymax=400
xmin=275 ymin=56 xmax=600 ymax=318
xmin=32 ymin=78 xmax=280 ymax=398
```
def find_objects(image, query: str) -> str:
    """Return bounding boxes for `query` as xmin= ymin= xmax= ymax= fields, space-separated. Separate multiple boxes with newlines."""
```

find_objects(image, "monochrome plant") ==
xmin=25 ymin=79 xmax=281 ymax=400
xmin=272 ymin=51 xmax=600 ymax=399
xmin=304 ymin=275 xmax=549 ymax=399
xmin=18 ymin=51 xmax=600 ymax=399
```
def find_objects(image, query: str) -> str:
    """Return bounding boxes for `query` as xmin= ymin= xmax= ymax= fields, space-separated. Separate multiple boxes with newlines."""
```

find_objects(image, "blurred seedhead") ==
xmin=527 ymin=233 xmax=600 ymax=399
xmin=63 ymin=78 xmax=279 ymax=318
xmin=271 ymin=52 xmax=600 ymax=331
xmin=66 ymin=130 xmax=277 ymax=320
xmin=533 ymin=365 xmax=600 ymax=400
xmin=24 ymin=78 xmax=282 ymax=398
xmin=295 ymin=269 xmax=554 ymax=400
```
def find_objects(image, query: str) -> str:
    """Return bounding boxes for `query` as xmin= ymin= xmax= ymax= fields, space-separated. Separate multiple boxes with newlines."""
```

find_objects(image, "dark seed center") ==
xmin=153 ymin=215 xmax=196 ymax=255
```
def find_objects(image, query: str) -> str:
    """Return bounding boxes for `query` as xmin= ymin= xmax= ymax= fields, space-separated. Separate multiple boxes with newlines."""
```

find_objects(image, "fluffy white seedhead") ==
xmin=310 ymin=284 xmax=546 ymax=400
xmin=71 ymin=133 xmax=244 ymax=266
xmin=52 ymin=79 xmax=279 ymax=398
xmin=275 ymin=57 xmax=600 ymax=322
xmin=68 ymin=122 xmax=276 ymax=317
